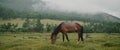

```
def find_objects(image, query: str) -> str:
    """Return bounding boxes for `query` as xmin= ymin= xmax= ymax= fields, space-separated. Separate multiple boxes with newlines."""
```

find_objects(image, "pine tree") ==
xmin=46 ymin=23 xmax=51 ymax=32
xmin=23 ymin=18 xmax=30 ymax=28
xmin=22 ymin=18 xmax=31 ymax=32
xmin=35 ymin=19 xmax=44 ymax=32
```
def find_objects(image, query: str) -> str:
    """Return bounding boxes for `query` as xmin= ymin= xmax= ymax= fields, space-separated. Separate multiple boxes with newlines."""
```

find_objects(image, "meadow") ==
xmin=0 ymin=18 xmax=120 ymax=50
xmin=0 ymin=33 xmax=120 ymax=50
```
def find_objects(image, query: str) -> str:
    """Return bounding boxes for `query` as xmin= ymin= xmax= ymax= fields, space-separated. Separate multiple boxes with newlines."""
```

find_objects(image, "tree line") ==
xmin=84 ymin=22 xmax=120 ymax=33
xmin=0 ymin=18 xmax=57 ymax=33
xmin=0 ymin=18 xmax=120 ymax=33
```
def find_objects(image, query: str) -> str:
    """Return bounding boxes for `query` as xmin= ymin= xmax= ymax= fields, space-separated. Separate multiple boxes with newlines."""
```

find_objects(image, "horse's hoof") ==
xmin=82 ymin=41 xmax=85 ymax=43
xmin=77 ymin=42 xmax=80 ymax=44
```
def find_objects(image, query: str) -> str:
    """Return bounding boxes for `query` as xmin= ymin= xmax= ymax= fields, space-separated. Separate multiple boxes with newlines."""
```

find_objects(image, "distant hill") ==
xmin=0 ymin=5 xmax=120 ymax=23
xmin=40 ymin=10 xmax=120 ymax=23
xmin=78 ymin=12 xmax=120 ymax=23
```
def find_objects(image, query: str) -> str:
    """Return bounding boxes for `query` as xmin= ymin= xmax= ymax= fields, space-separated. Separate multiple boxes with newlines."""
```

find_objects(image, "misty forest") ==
xmin=0 ymin=0 xmax=120 ymax=50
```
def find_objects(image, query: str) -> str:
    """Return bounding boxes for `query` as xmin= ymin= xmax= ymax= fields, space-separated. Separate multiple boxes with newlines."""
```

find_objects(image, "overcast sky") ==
xmin=32 ymin=0 xmax=120 ymax=18
xmin=0 ymin=0 xmax=120 ymax=18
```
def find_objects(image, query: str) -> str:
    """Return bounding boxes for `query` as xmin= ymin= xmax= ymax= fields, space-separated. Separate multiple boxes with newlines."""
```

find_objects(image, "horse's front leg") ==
xmin=65 ymin=34 xmax=70 ymax=41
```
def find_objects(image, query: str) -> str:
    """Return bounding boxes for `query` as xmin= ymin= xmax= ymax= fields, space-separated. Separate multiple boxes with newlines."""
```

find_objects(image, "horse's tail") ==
xmin=80 ymin=26 xmax=84 ymax=41
xmin=75 ymin=23 xmax=84 ymax=41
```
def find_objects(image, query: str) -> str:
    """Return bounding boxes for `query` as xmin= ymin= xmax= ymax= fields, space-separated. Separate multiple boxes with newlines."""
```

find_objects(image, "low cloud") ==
xmin=0 ymin=0 xmax=120 ymax=18
xmin=33 ymin=0 xmax=120 ymax=18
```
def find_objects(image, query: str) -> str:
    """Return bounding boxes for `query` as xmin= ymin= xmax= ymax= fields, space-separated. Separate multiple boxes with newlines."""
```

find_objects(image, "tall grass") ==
xmin=0 ymin=33 xmax=120 ymax=50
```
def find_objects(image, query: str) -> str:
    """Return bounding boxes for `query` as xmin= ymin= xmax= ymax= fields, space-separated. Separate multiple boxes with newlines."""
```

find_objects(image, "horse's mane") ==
xmin=52 ymin=22 xmax=64 ymax=35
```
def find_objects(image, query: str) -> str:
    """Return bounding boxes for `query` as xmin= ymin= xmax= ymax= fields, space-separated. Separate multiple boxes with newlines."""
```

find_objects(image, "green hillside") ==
xmin=0 ymin=4 xmax=120 ymax=33
xmin=0 ymin=5 xmax=120 ymax=23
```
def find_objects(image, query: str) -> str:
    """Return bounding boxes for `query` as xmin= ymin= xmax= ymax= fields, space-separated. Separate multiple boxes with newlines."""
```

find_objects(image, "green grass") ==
xmin=0 ymin=33 xmax=120 ymax=50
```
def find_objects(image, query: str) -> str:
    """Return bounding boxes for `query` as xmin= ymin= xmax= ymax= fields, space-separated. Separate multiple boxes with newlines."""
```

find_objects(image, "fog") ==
xmin=36 ymin=0 xmax=120 ymax=18
xmin=0 ymin=0 xmax=120 ymax=18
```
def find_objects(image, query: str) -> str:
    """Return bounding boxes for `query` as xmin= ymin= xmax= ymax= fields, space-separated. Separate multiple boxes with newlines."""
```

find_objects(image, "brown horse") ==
xmin=51 ymin=22 xmax=84 ymax=44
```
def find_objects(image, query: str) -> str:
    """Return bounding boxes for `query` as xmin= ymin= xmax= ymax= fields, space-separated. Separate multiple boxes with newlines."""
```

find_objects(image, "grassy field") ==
xmin=0 ymin=18 xmax=120 ymax=50
xmin=0 ymin=33 xmax=120 ymax=50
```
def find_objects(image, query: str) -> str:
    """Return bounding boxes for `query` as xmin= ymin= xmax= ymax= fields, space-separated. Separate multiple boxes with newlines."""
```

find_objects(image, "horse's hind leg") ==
xmin=81 ymin=35 xmax=84 ymax=41
xmin=77 ymin=32 xmax=81 ymax=44
xmin=62 ymin=34 xmax=65 ymax=42
xmin=80 ymin=31 xmax=84 ymax=44
xmin=80 ymin=31 xmax=84 ymax=41
xmin=77 ymin=31 xmax=84 ymax=44
xmin=78 ymin=32 xmax=80 ymax=41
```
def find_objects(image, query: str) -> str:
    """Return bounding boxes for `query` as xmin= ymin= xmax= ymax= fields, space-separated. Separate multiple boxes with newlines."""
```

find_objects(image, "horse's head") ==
xmin=51 ymin=23 xmax=61 ymax=44
xmin=51 ymin=33 xmax=57 ymax=44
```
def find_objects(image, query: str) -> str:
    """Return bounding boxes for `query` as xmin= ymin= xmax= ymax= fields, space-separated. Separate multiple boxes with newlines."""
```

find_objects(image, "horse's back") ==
xmin=60 ymin=22 xmax=82 ymax=32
